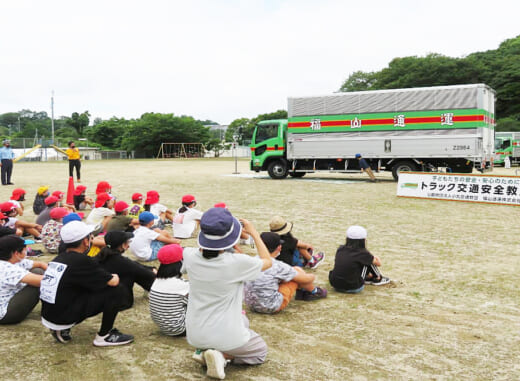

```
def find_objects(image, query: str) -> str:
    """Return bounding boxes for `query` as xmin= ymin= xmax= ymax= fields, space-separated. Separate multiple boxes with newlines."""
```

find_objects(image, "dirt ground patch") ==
xmin=0 ymin=159 xmax=518 ymax=380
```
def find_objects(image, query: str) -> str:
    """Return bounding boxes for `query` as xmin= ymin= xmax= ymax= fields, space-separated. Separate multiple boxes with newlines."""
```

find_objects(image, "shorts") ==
xmin=276 ymin=281 xmax=298 ymax=312
xmin=150 ymin=240 xmax=164 ymax=260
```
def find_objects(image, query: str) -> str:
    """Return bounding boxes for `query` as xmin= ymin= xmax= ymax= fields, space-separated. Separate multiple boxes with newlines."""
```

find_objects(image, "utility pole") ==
xmin=51 ymin=90 xmax=55 ymax=143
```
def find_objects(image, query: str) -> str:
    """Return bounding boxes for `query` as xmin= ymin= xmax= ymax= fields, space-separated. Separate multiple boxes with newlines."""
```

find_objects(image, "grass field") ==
xmin=0 ymin=159 xmax=519 ymax=381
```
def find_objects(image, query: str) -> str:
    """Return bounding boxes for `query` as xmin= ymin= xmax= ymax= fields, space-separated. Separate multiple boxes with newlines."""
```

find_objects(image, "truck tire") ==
xmin=267 ymin=160 xmax=288 ymax=179
xmin=391 ymin=160 xmax=419 ymax=181
xmin=289 ymin=171 xmax=306 ymax=178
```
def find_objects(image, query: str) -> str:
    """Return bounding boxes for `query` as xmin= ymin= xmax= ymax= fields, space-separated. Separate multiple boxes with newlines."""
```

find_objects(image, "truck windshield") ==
xmin=254 ymin=124 xmax=278 ymax=144
xmin=495 ymin=139 xmax=511 ymax=150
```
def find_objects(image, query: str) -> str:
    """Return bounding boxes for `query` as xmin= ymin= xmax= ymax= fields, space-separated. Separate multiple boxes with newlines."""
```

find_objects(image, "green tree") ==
xmin=66 ymin=111 xmax=91 ymax=135
xmin=121 ymin=113 xmax=210 ymax=157
xmin=225 ymin=118 xmax=249 ymax=143
xmin=339 ymin=70 xmax=378 ymax=92
xmin=86 ymin=117 xmax=129 ymax=149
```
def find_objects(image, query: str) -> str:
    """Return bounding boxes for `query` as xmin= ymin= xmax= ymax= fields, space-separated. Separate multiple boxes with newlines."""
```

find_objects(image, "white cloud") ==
xmin=1 ymin=0 xmax=518 ymax=124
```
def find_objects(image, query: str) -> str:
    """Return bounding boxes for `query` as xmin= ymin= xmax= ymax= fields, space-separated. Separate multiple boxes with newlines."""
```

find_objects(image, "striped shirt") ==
xmin=149 ymin=277 xmax=189 ymax=336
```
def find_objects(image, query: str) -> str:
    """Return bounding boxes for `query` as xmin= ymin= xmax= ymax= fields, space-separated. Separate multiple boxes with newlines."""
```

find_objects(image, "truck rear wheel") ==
xmin=289 ymin=171 xmax=306 ymax=178
xmin=391 ymin=160 xmax=419 ymax=180
xmin=268 ymin=160 xmax=288 ymax=179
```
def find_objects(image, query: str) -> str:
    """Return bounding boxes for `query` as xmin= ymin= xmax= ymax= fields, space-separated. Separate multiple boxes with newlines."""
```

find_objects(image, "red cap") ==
xmin=74 ymin=185 xmax=87 ymax=196
xmin=214 ymin=202 xmax=227 ymax=208
xmin=52 ymin=190 xmax=65 ymax=199
xmin=50 ymin=207 xmax=70 ymax=220
xmin=11 ymin=188 xmax=26 ymax=201
xmin=44 ymin=196 xmax=59 ymax=206
xmin=96 ymin=181 xmax=111 ymax=195
xmin=157 ymin=244 xmax=183 ymax=264
xmin=114 ymin=201 xmax=129 ymax=213
xmin=131 ymin=193 xmax=143 ymax=201
xmin=145 ymin=190 xmax=160 ymax=205
xmin=95 ymin=192 xmax=113 ymax=208
xmin=182 ymin=194 xmax=196 ymax=204
xmin=0 ymin=202 xmax=16 ymax=213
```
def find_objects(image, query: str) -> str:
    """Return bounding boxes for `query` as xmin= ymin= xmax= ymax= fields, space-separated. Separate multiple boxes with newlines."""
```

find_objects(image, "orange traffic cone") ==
xmin=66 ymin=176 xmax=75 ymax=205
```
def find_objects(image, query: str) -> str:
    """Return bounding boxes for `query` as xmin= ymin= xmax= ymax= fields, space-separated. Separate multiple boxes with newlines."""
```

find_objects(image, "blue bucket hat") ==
xmin=139 ymin=211 xmax=156 ymax=224
xmin=198 ymin=207 xmax=242 ymax=250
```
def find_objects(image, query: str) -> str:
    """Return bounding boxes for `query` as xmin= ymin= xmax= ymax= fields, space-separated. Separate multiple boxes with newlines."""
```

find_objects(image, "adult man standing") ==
xmin=355 ymin=153 xmax=377 ymax=182
xmin=0 ymin=139 xmax=15 ymax=185
xmin=65 ymin=141 xmax=81 ymax=182
xmin=40 ymin=220 xmax=134 ymax=346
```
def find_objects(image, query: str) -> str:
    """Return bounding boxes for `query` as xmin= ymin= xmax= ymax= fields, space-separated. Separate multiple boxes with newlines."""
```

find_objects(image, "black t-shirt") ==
xmin=41 ymin=251 xmax=113 ymax=324
xmin=97 ymin=254 xmax=155 ymax=292
xmin=329 ymin=246 xmax=374 ymax=290
xmin=277 ymin=233 xmax=298 ymax=266
xmin=73 ymin=195 xmax=85 ymax=210
xmin=33 ymin=194 xmax=46 ymax=215
xmin=0 ymin=226 xmax=16 ymax=238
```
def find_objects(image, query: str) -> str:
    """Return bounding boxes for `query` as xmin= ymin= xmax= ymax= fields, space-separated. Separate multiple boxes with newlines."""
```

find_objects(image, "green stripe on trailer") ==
xmin=288 ymin=109 xmax=494 ymax=133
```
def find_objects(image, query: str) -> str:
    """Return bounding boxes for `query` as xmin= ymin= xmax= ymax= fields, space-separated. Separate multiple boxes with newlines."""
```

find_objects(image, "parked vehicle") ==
xmin=494 ymin=132 xmax=520 ymax=165
xmin=250 ymin=84 xmax=495 ymax=180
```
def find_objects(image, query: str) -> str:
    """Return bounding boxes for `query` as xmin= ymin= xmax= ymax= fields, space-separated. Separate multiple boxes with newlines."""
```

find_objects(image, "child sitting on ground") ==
xmin=144 ymin=190 xmax=174 ymax=229
xmin=41 ymin=207 xmax=69 ymax=254
xmin=329 ymin=225 xmax=390 ymax=293
xmin=269 ymin=216 xmax=324 ymax=269
xmin=0 ymin=202 xmax=42 ymax=241
xmin=129 ymin=212 xmax=180 ymax=261
xmin=33 ymin=186 xmax=50 ymax=215
xmin=244 ymin=232 xmax=327 ymax=313
xmin=52 ymin=190 xmax=75 ymax=212
xmin=149 ymin=244 xmax=189 ymax=336
xmin=73 ymin=185 xmax=94 ymax=210
xmin=172 ymin=195 xmax=203 ymax=238
xmin=86 ymin=192 xmax=115 ymax=231
xmin=95 ymin=181 xmax=112 ymax=196
xmin=35 ymin=196 xmax=59 ymax=226
xmin=128 ymin=193 xmax=145 ymax=219
xmin=10 ymin=188 xmax=26 ymax=216
xmin=106 ymin=201 xmax=139 ymax=232
xmin=96 ymin=231 xmax=156 ymax=310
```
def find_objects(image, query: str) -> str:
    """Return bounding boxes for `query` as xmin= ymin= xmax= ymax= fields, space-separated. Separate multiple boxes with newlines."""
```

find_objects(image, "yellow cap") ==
xmin=37 ymin=185 xmax=50 ymax=195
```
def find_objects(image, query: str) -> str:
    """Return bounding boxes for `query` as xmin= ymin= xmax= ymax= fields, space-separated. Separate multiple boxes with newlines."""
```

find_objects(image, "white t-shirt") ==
xmin=173 ymin=207 xmax=203 ymax=238
xmin=0 ymin=259 xmax=33 ymax=319
xmin=86 ymin=207 xmax=114 ymax=225
xmin=129 ymin=226 xmax=160 ymax=260
xmin=150 ymin=203 xmax=168 ymax=224
xmin=182 ymin=248 xmax=263 ymax=351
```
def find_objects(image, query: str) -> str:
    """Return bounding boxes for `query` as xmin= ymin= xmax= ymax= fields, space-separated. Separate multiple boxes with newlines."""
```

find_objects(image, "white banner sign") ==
xmin=397 ymin=172 xmax=520 ymax=206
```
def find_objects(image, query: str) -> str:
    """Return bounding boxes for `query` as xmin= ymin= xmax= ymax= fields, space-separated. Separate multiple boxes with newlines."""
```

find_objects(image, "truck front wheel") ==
xmin=267 ymin=160 xmax=288 ymax=179
xmin=391 ymin=160 xmax=419 ymax=181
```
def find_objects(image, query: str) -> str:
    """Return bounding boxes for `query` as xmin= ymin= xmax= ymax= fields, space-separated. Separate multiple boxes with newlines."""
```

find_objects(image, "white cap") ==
xmin=346 ymin=225 xmax=367 ymax=239
xmin=60 ymin=221 xmax=95 ymax=243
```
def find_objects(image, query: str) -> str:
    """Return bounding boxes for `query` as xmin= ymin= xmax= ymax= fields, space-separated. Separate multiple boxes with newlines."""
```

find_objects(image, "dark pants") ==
xmin=0 ymin=268 xmax=44 ymax=324
xmin=68 ymin=285 xmax=126 ymax=335
xmin=68 ymin=159 xmax=81 ymax=180
xmin=1 ymin=159 xmax=13 ymax=185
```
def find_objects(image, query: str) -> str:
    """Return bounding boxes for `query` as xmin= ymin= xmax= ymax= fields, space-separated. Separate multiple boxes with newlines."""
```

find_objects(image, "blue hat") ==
xmin=63 ymin=213 xmax=82 ymax=225
xmin=139 ymin=211 xmax=156 ymax=224
xmin=198 ymin=207 xmax=242 ymax=250
xmin=355 ymin=153 xmax=361 ymax=158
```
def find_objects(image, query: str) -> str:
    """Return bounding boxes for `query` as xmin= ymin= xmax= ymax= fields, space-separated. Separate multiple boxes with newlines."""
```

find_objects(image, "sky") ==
xmin=1 ymin=0 xmax=519 ymax=125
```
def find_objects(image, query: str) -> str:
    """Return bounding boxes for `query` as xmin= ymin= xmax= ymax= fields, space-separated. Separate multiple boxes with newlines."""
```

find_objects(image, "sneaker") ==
xmin=307 ymin=251 xmax=325 ymax=269
xmin=26 ymin=249 xmax=43 ymax=257
xmin=295 ymin=288 xmax=305 ymax=300
xmin=51 ymin=329 xmax=72 ymax=344
xmin=302 ymin=287 xmax=328 ymax=301
xmin=365 ymin=276 xmax=391 ymax=286
xmin=192 ymin=349 xmax=206 ymax=366
xmin=204 ymin=349 xmax=227 ymax=379
xmin=93 ymin=328 xmax=134 ymax=347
